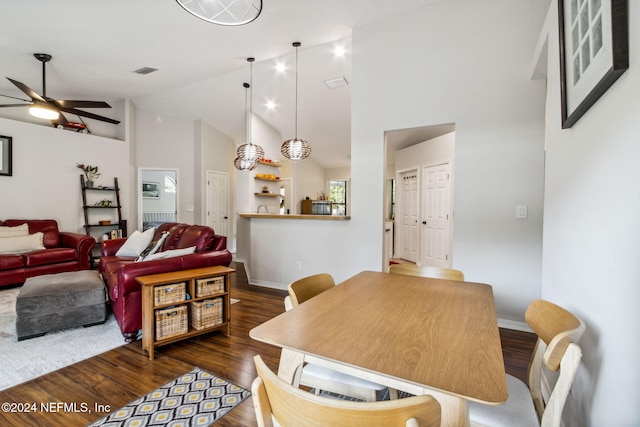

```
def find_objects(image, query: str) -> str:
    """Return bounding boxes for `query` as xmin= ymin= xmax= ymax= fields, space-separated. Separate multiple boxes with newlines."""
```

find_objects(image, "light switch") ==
xmin=516 ymin=205 xmax=528 ymax=219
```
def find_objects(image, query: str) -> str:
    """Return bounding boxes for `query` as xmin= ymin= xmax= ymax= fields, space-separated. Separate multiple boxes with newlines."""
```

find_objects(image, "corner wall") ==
xmin=541 ymin=1 xmax=640 ymax=425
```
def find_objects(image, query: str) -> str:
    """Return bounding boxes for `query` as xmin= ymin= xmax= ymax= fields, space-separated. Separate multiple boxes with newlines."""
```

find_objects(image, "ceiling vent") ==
xmin=133 ymin=67 xmax=158 ymax=75
xmin=325 ymin=76 xmax=348 ymax=89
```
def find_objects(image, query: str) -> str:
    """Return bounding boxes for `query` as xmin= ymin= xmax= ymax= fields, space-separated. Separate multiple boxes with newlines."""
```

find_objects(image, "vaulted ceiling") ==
xmin=0 ymin=0 xmax=444 ymax=168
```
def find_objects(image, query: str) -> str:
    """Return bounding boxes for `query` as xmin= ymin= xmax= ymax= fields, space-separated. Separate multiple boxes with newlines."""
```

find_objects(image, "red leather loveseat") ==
xmin=99 ymin=222 xmax=232 ymax=341
xmin=0 ymin=219 xmax=96 ymax=287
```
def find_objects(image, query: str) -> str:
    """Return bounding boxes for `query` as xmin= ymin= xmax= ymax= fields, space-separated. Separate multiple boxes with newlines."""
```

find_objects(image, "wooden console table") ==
xmin=137 ymin=265 xmax=235 ymax=360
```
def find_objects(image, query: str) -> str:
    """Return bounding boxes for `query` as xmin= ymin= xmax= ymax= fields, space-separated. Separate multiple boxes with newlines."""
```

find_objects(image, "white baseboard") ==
xmin=497 ymin=318 xmax=533 ymax=333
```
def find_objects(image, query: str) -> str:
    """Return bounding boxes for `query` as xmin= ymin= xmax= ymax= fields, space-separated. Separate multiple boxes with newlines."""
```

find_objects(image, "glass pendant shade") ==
xmin=281 ymin=42 xmax=310 ymax=160
xmin=281 ymin=138 xmax=311 ymax=160
xmin=176 ymin=0 xmax=262 ymax=26
xmin=29 ymin=105 xmax=59 ymax=120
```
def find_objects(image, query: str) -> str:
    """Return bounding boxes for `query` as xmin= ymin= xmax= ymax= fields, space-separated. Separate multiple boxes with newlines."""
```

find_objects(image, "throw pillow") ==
xmin=0 ymin=223 xmax=29 ymax=238
xmin=143 ymin=246 xmax=196 ymax=261
xmin=115 ymin=228 xmax=155 ymax=257
xmin=0 ymin=232 xmax=45 ymax=254
xmin=135 ymin=231 xmax=169 ymax=262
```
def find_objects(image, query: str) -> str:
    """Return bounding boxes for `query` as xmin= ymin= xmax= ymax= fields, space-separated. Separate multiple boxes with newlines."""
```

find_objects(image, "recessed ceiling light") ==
xmin=334 ymin=45 xmax=346 ymax=57
xmin=325 ymin=77 xmax=349 ymax=89
xmin=266 ymin=100 xmax=276 ymax=110
xmin=275 ymin=62 xmax=286 ymax=73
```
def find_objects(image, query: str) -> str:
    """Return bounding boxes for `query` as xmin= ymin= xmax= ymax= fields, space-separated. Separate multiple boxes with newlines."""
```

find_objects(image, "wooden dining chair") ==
xmin=387 ymin=264 xmax=465 ymax=281
xmin=285 ymin=273 xmax=396 ymax=402
xmin=252 ymin=355 xmax=441 ymax=427
xmin=468 ymin=299 xmax=586 ymax=427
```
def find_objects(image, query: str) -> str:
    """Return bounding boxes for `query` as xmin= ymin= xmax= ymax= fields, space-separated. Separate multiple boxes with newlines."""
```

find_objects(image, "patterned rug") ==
xmin=89 ymin=367 xmax=250 ymax=426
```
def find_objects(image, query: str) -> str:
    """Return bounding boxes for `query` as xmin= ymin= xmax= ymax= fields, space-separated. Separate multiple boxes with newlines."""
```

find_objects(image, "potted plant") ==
xmin=77 ymin=163 xmax=101 ymax=188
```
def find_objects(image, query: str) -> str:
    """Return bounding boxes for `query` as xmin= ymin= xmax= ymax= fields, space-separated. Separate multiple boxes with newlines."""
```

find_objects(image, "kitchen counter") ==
xmin=238 ymin=213 xmax=350 ymax=220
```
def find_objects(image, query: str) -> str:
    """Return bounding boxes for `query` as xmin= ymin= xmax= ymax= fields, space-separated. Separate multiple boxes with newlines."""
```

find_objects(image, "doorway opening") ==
xmin=384 ymin=123 xmax=456 ymax=268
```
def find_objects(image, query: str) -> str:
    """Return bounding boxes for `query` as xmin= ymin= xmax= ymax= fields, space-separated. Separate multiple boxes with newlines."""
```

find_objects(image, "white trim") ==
xmin=498 ymin=318 xmax=533 ymax=333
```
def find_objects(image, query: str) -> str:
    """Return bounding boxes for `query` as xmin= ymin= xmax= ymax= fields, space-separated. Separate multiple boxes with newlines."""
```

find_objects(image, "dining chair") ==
xmin=285 ymin=273 xmax=397 ymax=402
xmin=252 ymin=355 xmax=441 ymax=427
xmin=387 ymin=263 xmax=465 ymax=281
xmin=468 ymin=299 xmax=586 ymax=427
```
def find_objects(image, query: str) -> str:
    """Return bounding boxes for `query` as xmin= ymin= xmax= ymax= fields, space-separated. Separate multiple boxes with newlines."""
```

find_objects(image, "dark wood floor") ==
xmin=0 ymin=262 xmax=536 ymax=426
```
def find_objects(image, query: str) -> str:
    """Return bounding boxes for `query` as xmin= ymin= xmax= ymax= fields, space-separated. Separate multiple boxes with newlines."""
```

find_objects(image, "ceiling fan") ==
xmin=0 ymin=53 xmax=120 ymax=125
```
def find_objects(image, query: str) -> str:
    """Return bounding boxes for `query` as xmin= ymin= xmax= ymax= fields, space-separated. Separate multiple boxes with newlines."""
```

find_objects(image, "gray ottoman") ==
xmin=16 ymin=270 xmax=107 ymax=341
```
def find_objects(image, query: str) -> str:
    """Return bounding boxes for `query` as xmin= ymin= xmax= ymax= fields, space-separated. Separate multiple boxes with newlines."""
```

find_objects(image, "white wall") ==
xmin=352 ymin=0 xmax=548 ymax=323
xmin=541 ymin=1 xmax=640 ymax=425
xmin=0 ymin=117 xmax=130 ymax=234
xmin=135 ymin=109 xmax=195 ymax=228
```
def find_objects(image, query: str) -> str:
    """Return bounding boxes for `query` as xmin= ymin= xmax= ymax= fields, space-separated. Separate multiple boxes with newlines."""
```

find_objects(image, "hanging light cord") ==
xmin=249 ymin=58 xmax=254 ymax=142
xmin=294 ymin=42 xmax=300 ymax=139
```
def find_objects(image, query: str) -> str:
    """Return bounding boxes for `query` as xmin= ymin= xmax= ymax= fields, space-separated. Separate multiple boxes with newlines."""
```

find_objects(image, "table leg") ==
xmin=425 ymin=389 xmax=470 ymax=427
xmin=277 ymin=348 xmax=305 ymax=386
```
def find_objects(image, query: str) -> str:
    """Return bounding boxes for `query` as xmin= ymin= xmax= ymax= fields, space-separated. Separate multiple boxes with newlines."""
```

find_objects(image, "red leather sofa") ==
xmin=99 ymin=222 xmax=232 ymax=341
xmin=0 ymin=219 xmax=96 ymax=287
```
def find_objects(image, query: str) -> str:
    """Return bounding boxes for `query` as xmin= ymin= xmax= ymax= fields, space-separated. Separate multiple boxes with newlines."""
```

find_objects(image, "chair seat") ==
xmin=302 ymin=364 xmax=387 ymax=391
xmin=468 ymin=374 xmax=539 ymax=427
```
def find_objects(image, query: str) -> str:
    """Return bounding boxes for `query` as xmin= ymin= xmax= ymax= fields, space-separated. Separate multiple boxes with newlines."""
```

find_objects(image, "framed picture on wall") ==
xmin=0 ymin=135 xmax=12 ymax=176
xmin=142 ymin=181 xmax=160 ymax=199
xmin=558 ymin=0 xmax=628 ymax=129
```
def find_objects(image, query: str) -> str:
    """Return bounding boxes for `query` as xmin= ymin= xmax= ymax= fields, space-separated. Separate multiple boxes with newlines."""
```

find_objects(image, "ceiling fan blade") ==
xmin=0 ymin=93 xmax=31 ymax=102
xmin=53 ymin=114 xmax=70 ymax=125
xmin=6 ymin=77 xmax=46 ymax=102
xmin=0 ymin=104 xmax=30 ymax=108
xmin=58 ymin=107 xmax=120 ymax=124
xmin=55 ymin=100 xmax=112 ymax=109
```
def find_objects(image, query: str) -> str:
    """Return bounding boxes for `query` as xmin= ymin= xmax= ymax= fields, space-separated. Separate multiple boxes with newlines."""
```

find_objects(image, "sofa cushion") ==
xmin=0 ymin=254 xmax=24 ymax=270
xmin=162 ymin=224 xmax=190 ymax=251
xmin=0 ymin=233 xmax=46 ymax=255
xmin=175 ymin=226 xmax=214 ymax=252
xmin=144 ymin=246 xmax=196 ymax=261
xmin=23 ymin=248 xmax=77 ymax=267
xmin=0 ymin=223 xmax=29 ymax=238
xmin=115 ymin=228 xmax=155 ymax=257
xmin=5 ymin=220 xmax=60 ymax=248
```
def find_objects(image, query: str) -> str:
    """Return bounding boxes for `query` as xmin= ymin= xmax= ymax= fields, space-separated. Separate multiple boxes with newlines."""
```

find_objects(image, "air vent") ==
xmin=325 ymin=76 xmax=348 ymax=89
xmin=133 ymin=67 xmax=158 ymax=75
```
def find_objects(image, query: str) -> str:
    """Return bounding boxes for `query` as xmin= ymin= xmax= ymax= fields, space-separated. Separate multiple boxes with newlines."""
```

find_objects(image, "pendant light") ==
xmin=176 ymin=0 xmax=262 ymax=26
xmin=235 ymin=57 xmax=264 ymax=171
xmin=281 ymin=42 xmax=311 ymax=161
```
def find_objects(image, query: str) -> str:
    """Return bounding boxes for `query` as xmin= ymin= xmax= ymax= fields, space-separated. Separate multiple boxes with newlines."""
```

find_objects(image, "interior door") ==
xmin=207 ymin=171 xmax=229 ymax=237
xmin=421 ymin=163 xmax=451 ymax=267
xmin=399 ymin=170 xmax=419 ymax=262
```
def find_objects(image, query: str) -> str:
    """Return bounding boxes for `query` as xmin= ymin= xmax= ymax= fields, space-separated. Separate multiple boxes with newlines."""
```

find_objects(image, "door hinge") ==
xmin=446 ymin=254 xmax=448 ymax=260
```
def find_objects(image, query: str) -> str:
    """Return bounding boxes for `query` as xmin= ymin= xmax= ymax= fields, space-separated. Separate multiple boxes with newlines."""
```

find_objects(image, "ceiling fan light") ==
xmin=281 ymin=138 xmax=311 ymax=161
xmin=29 ymin=105 xmax=59 ymax=120
xmin=234 ymin=156 xmax=257 ymax=171
xmin=176 ymin=0 xmax=262 ymax=26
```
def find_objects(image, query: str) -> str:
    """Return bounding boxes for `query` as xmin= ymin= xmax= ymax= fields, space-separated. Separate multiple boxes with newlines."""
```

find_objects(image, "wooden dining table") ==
xmin=249 ymin=271 xmax=507 ymax=427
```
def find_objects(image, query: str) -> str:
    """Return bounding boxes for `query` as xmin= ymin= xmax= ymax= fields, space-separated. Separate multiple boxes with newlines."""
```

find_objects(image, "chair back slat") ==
xmin=288 ymin=273 xmax=335 ymax=306
xmin=252 ymin=355 xmax=441 ymax=427
xmin=525 ymin=300 xmax=585 ymax=371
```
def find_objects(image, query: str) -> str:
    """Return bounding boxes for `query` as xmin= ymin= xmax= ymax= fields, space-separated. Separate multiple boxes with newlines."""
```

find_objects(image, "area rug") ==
xmin=88 ymin=367 xmax=250 ymax=426
xmin=0 ymin=287 xmax=126 ymax=391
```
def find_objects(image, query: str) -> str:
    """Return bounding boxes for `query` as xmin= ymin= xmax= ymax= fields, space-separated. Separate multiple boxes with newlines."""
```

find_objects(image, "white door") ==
xmin=399 ymin=170 xmax=419 ymax=262
xmin=421 ymin=163 xmax=451 ymax=267
xmin=207 ymin=171 xmax=229 ymax=236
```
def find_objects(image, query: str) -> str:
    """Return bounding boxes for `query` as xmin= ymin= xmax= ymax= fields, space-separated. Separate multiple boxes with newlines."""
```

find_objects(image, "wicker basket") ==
xmin=190 ymin=298 xmax=223 ymax=330
xmin=155 ymin=305 xmax=188 ymax=340
xmin=154 ymin=282 xmax=186 ymax=305
xmin=196 ymin=276 xmax=225 ymax=297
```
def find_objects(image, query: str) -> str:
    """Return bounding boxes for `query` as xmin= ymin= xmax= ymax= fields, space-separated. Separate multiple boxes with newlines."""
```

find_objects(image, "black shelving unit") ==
xmin=80 ymin=175 xmax=127 ymax=266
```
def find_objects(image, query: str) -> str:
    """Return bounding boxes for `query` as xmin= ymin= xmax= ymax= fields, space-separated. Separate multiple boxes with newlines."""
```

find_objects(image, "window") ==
xmin=329 ymin=180 xmax=347 ymax=216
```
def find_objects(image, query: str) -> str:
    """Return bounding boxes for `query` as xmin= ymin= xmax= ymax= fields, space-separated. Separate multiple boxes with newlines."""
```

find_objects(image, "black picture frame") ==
xmin=558 ymin=0 xmax=629 ymax=129
xmin=0 ymin=135 xmax=12 ymax=176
